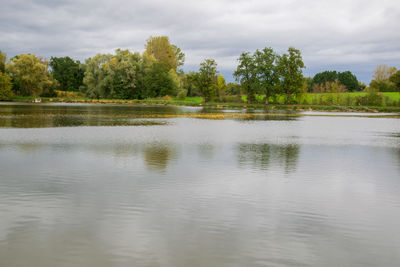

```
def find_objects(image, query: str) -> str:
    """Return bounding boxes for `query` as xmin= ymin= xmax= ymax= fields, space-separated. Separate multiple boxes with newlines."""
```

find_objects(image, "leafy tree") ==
xmin=83 ymin=50 xmax=150 ymax=99
xmin=143 ymin=62 xmax=175 ymax=97
xmin=0 ymin=72 xmax=13 ymax=100
xmin=234 ymin=52 xmax=257 ymax=103
xmin=50 ymin=56 xmax=84 ymax=91
xmin=216 ymin=74 xmax=226 ymax=101
xmin=226 ymin=82 xmax=241 ymax=95
xmin=253 ymin=47 xmax=279 ymax=104
xmin=312 ymin=71 xmax=338 ymax=86
xmin=83 ymin=53 xmax=113 ymax=98
xmin=197 ymin=59 xmax=218 ymax=102
xmin=184 ymin=72 xmax=201 ymax=96
xmin=0 ymin=50 xmax=6 ymax=73
xmin=373 ymin=65 xmax=397 ymax=81
xmin=338 ymin=71 xmax=359 ymax=91
xmin=276 ymin=47 xmax=305 ymax=103
xmin=145 ymin=36 xmax=179 ymax=71
xmin=389 ymin=70 xmax=400 ymax=91
xmin=370 ymin=65 xmax=397 ymax=92
xmin=172 ymin=45 xmax=185 ymax=69
xmin=6 ymin=54 xmax=54 ymax=97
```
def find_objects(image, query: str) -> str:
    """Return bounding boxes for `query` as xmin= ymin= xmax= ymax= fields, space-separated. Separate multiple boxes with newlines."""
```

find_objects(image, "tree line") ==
xmin=0 ymin=36 xmax=399 ymax=103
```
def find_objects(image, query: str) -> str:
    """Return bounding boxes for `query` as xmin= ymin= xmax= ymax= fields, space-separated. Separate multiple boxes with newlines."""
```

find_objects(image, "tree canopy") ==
xmin=50 ymin=56 xmax=84 ymax=91
xmin=6 ymin=54 xmax=54 ymax=97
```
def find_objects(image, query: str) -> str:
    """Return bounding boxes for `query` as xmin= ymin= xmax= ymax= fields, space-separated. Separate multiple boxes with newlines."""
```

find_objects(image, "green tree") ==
xmin=143 ymin=62 xmax=175 ymax=97
xmin=184 ymin=72 xmax=201 ymax=96
xmin=83 ymin=50 xmax=148 ymax=99
xmin=197 ymin=59 xmax=218 ymax=102
xmin=172 ymin=45 xmax=185 ymax=69
xmin=226 ymin=82 xmax=241 ymax=95
xmin=338 ymin=71 xmax=359 ymax=91
xmin=0 ymin=72 xmax=13 ymax=100
xmin=0 ymin=50 xmax=6 ymax=73
xmin=253 ymin=47 xmax=279 ymax=104
xmin=276 ymin=47 xmax=305 ymax=103
xmin=50 ymin=56 xmax=84 ymax=91
xmin=312 ymin=71 xmax=338 ymax=86
xmin=389 ymin=70 xmax=400 ymax=91
xmin=83 ymin=53 xmax=113 ymax=98
xmin=234 ymin=52 xmax=257 ymax=103
xmin=216 ymin=74 xmax=226 ymax=101
xmin=6 ymin=54 xmax=54 ymax=97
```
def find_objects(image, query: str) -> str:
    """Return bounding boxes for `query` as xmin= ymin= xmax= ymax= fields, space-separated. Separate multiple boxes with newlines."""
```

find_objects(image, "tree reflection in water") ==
xmin=238 ymin=143 xmax=300 ymax=173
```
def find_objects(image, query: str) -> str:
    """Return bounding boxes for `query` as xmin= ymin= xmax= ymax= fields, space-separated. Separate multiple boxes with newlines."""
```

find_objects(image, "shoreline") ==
xmin=5 ymin=97 xmax=400 ymax=113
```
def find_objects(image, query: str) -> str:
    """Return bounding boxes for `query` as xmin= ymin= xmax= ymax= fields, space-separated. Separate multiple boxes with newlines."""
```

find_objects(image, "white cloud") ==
xmin=0 ymin=0 xmax=399 ymax=82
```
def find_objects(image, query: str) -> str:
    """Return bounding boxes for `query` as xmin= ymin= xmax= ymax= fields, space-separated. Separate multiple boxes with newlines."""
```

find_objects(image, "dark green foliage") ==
xmin=144 ymin=63 xmax=175 ymax=97
xmin=253 ymin=48 xmax=279 ymax=104
xmin=226 ymin=82 xmax=241 ymax=95
xmin=234 ymin=52 xmax=257 ymax=103
xmin=338 ymin=71 xmax=359 ymax=91
xmin=389 ymin=70 xmax=400 ymax=91
xmin=0 ymin=72 xmax=13 ymax=100
xmin=312 ymin=71 xmax=338 ymax=86
xmin=184 ymin=72 xmax=202 ymax=97
xmin=197 ymin=59 xmax=218 ymax=102
xmin=50 ymin=57 xmax=84 ymax=91
xmin=312 ymin=70 xmax=359 ymax=91
xmin=369 ymin=80 xmax=397 ymax=92
xmin=0 ymin=50 xmax=6 ymax=73
xmin=276 ymin=47 xmax=305 ymax=103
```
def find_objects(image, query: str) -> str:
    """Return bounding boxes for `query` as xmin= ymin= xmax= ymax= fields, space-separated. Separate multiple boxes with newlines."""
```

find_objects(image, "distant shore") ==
xmin=5 ymin=96 xmax=400 ymax=113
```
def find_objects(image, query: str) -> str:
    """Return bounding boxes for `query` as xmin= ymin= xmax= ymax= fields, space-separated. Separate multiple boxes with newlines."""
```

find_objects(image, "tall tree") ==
xmin=234 ymin=52 xmax=257 ymax=103
xmin=143 ymin=62 xmax=175 ymax=97
xmin=0 ymin=50 xmax=6 ymax=73
xmin=370 ymin=65 xmax=397 ymax=92
xmin=197 ymin=59 xmax=218 ymax=102
xmin=253 ymin=47 xmax=279 ymax=104
xmin=389 ymin=70 xmax=400 ymax=91
xmin=276 ymin=47 xmax=305 ymax=103
xmin=216 ymin=74 xmax=226 ymax=101
xmin=373 ymin=65 xmax=397 ymax=81
xmin=145 ymin=36 xmax=179 ymax=71
xmin=50 ymin=56 xmax=84 ymax=91
xmin=6 ymin=54 xmax=54 ymax=97
xmin=0 ymin=72 xmax=13 ymax=100
xmin=171 ymin=45 xmax=185 ymax=69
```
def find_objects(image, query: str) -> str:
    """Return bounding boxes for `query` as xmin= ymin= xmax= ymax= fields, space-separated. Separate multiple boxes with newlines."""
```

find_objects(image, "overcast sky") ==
xmin=1 ymin=0 xmax=399 ymax=83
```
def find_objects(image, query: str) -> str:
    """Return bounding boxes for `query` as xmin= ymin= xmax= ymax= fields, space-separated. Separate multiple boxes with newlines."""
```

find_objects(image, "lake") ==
xmin=0 ymin=102 xmax=399 ymax=266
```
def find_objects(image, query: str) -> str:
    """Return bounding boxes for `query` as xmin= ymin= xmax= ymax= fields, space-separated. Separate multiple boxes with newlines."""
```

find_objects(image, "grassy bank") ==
xmin=8 ymin=93 xmax=400 ymax=113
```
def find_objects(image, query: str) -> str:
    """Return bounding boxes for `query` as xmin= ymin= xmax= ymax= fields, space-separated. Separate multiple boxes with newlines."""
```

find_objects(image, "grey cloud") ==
xmin=0 ymin=0 xmax=399 ymax=83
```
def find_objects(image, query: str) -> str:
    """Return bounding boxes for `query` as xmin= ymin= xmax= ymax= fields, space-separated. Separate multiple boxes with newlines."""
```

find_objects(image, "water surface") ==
xmin=0 ymin=103 xmax=399 ymax=266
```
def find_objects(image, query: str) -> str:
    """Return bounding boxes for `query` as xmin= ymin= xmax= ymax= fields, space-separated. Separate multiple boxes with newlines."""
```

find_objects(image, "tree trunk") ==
xmin=265 ymin=96 xmax=269 ymax=105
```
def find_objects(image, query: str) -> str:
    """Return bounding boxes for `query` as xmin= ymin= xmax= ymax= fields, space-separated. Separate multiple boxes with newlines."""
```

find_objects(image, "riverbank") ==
xmin=7 ymin=96 xmax=400 ymax=113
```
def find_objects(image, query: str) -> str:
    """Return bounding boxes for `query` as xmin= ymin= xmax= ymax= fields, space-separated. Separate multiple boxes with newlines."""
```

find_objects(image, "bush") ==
xmin=55 ymin=90 xmax=84 ymax=99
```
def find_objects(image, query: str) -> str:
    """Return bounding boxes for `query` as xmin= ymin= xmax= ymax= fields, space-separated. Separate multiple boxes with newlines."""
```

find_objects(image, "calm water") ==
xmin=0 ymin=103 xmax=399 ymax=267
